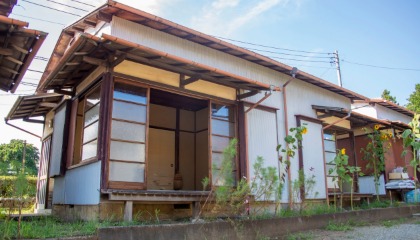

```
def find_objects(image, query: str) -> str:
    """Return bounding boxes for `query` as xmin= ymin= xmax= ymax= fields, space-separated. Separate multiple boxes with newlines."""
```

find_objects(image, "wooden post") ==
xmin=124 ymin=201 xmax=133 ymax=222
xmin=192 ymin=201 xmax=201 ymax=219
xmin=22 ymin=140 xmax=26 ymax=174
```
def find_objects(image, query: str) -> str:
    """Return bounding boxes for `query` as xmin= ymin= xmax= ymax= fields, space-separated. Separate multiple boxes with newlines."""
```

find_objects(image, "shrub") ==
xmin=0 ymin=175 xmax=37 ymax=197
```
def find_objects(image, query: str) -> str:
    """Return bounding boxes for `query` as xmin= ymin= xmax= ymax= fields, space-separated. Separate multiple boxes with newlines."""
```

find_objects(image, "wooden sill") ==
xmin=67 ymin=158 xmax=98 ymax=170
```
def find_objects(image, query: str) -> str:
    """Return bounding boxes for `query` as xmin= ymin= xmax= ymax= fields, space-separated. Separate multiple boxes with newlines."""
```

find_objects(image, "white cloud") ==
xmin=211 ymin=0 xmax=240 ymax=9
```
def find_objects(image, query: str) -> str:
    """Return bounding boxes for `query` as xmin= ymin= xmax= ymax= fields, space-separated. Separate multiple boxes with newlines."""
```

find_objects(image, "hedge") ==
xmin=0 ymin=175 xmax=37 ymax=198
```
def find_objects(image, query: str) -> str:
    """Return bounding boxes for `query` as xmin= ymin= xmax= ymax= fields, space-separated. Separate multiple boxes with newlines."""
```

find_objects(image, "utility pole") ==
xmin=334 ymin=50 xmax=343 ymax=87
xmin=22 ymin=140 xmax=26 ymax=174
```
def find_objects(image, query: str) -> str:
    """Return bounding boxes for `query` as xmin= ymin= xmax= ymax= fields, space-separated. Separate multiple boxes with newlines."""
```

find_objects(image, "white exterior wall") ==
xmin=110 ymin=16 xmax=353 ymax=202
xmin=352 ymin=102 xmax=377 ymax=118
xmin=375 ymin=104 xmax=412 ymax=124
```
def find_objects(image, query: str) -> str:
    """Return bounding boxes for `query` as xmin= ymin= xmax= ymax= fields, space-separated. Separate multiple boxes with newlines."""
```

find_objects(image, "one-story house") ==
xmin=6 ymin=1 xmax=414 ymax=221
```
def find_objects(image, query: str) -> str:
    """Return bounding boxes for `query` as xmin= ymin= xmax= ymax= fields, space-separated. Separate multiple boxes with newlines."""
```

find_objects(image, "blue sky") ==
xmin=1 ymin=0 xmax=419 ymax=148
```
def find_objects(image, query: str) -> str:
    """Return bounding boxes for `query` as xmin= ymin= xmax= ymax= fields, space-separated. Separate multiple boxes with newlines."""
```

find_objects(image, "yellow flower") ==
xmin=341 ymin=148 xmax=346 ymax=155
xmin=388 ymin=133 xmax=393 ymax=138
xmin=302 ymin=127 xmax=308 ymax=135
xmin=374 ymin=124 xmax=380 ymax=130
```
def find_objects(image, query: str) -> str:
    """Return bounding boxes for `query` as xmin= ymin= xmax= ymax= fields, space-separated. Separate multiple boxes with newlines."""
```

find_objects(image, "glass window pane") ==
xmin=84 ymin=103 xmax=100 ymax=125
xmin=324 ymin=140 xmax=336 ymax=152
xmin=212 ymin=135 xmax=230 ymax=152
xmin=81 ymin=140 xmax=97 ymax=161
xmin=109 ymin=161 xmax=145 ymax=182
xmin=326 ymin=164 xmax=337 ymax=176
xmin=83 ymin=121 xmax=99 ymax=144
xmin=114 ymin=82 xmax=147 ymax=104
xmin=212 ymin=152 xmax=223 ymax=169
xmin=324 ymin=133 xmax=335 ymax=141
xmin=86 ymin=87 xmax=101 ymax=109
xmin=110 ymin=141 xmax=145 ymax=162
xmin=211 ymin=103 xmax=234 ymax=122
xmin=325 ymin=152 xmax=336 ymax=164
xmin=111 ymin=120 xmax=145 ymax=142
xmin=212 ymin=119 xmax=235 ymax=136
xmin=112 ymin=100 xmax=147 ymax=123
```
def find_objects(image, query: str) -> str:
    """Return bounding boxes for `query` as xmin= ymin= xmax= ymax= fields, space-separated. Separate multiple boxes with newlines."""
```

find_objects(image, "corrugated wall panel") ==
xmin=52 ymin=177 xmax=65 ymax=204
xmin=111 ymin=17 xmax=286 ymax=108
xmin=358 ymin=174 xmax=386 ymax=195
xmin=49 ymin=103 xmax=67 ymax=177
xmin=375 ymin=105 xmax=412 ymax=124
xmin=301 ymin=120 xmax=326 ymax=199
xmin=64 ymin=161 xmax=101 ymax=205
xmin=247 ymin=108 xmax=288 ymax=202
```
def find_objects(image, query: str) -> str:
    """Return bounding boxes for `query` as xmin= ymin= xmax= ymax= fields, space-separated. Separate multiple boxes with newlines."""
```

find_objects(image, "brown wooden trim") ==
xmin=211 ymin=133 xmax=234 ymax=139
xmin=110 ymin=138 xmax=146 ymax=144
xmin=109 ymin=159 xmax=146 ymax=164
xmin=68 ymin=158 xmax=98 ymax=170
xmin=84 ymin=100 xmax=100 ymax=113
xmin=211 ymin=150 xmax=224 ymax=154
xmin=112 ymin=118 xmax=146 ymax=125
xmin=100 ymin=73 xmax=112 ymax=189
xmin=82 ymin=137 xmax=98 ymax=145
xmin=175 ymin=108 xmax=180 ymax=173
xmin=208 ymin=100 xmax=212 ymax=187
xmin=113 ymin=72 xmax=236 ymax=105
xmin=295 ymin=114 xmax=324 ymax=124
xmin=67 ymin=99 xmax=78 ymax=168
xmin=238 ymin=101 xmax=247 ymax=178
xmin=195 ymin=128 xmax=208 ymax=134
xmin=109 ymin=181 xmax=146 ymax=190
xmin=113 ymin=98 xmax=147 ymax=107
xmin=321 ymin=128 xmax=329 ymax=204
xmin=145 ymin=86 xmax=150 ymax=189
xmin=243 ymin=100 xmax=279 ymax=111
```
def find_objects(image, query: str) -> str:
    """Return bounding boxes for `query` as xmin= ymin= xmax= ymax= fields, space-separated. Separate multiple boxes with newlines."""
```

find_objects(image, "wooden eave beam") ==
xmin=5 ymin=56 xmax=23 ymax=65
xmin=237 ymin=90 xmax=259 ymax=100
xmin=180 ymin=75 xmax=200 ymax=88
xmin=54 ymin=89 xmax=73 ymax=96
xmin=83 ymin=56 xmax=107 ymax=66
xmin=97 ymin=11 xmax=112 ymax=22
xmin=0 ymin=47 xmax=13 ymax=56
xmin=83 ymin=19 xmax=97 ymax=27
xmin=39 ymin=102 xmax=58 ymax=108
xmin=10 ymin=44 xmax=28 ymax=54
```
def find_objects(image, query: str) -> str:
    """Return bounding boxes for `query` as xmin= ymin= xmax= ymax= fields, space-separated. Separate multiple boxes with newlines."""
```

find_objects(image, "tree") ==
xmin=406 ymin=84 xmax=420 ymax=113
xmin=0 ymin=139 xmax=39 ymax=176
xmin=381 ymin=89 xmax=398 ymax=104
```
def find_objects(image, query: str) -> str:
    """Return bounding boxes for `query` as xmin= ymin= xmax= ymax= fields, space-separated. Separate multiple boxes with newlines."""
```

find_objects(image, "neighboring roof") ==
xmin=0 ymin=0 xmax=17 ymax=17
xmin=313 ymin=105 xmax=392 ymax=129
xmin=37 ymin=0 xmax=367 ymax=101
xmin=6 ymin=93 xmax=63 ymax=121
xmin=0 ymin=2 xmax=47 ymax=93
xmin=368 ymin=98 xmax=415 ymax=117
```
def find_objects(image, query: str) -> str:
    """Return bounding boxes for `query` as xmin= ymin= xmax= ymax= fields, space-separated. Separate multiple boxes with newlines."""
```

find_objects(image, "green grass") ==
xmin=360 ymin=200 xmax=391 ymax=209
xmin=325 ymin=221 xmax=353 ymax=231
xmin=381 ymin=218 xmax=407 ymax=228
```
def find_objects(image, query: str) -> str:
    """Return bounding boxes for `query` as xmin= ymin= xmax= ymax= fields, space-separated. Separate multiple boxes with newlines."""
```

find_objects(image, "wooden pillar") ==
xmin=124 ymin=201 xmax=133 ymax=222
xmin=192 ymin=201 xmax=201 ymax=219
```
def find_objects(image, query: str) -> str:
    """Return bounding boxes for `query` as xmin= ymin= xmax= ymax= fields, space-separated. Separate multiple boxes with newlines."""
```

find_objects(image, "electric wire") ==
xmin=267 ymin=55 xmax=332 ymax=63
xmin=21 ymin=0 xmax=82 ymax=17
xmin=10 ymin=13 xmax=66 ymax=25
xmin=342 ymin=59 xmax=420 ymax=72
xmin=244 ymin=47 xmax=333 ymax=59
xmin=45 ymin=0 xmax=89 ymax=12
xmin=28 ymin=69 xmax=43 ymax=73
xmin=211 ymin=35 xmax=333 ymax=55
xmin=34 ymin=56 xmax=49 ymax=61
xmin=69 ymin=0 xmax=97 ymax=8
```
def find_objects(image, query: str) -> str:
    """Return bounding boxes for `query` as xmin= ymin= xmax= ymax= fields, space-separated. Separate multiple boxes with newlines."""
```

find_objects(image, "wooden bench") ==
xmin=101 ymin=190 xmax=211 ymax=221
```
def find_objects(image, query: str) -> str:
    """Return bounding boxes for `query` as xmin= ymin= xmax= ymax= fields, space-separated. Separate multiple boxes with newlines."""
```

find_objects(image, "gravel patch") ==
xmin=286 ymin=218 xmax=420 ymax=240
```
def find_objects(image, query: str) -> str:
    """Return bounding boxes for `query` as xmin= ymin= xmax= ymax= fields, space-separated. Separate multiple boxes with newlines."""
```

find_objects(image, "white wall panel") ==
xmin=247 ymin=108 xmax=286 ymax=201
xmin=358 ymin=174 xmax=386 ymax=195
xmin=301 ymin=120 xmax=326 ymax=199
xmin=52 ymin=176 xmax=65 ymax=204
xmin=64 ymin=161 xmax=101 ymax=205
xmin=375 ymin=105 xmax=412 ymax=124
xmin=352 ymin=103 xmax=377 ymax=118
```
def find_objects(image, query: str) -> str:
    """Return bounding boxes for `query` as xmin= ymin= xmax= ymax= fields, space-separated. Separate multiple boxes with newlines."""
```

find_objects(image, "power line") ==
xmin=21 ymin=0 xmax=82 ymax=17
xmin=69 ymin=0 xmax=97 ymax=8
xmin=28 ymin=69 xmax=43 ymax=73
xmin=342 ymin=59 xmax=420 ymax=72
xmin=244 ymin=47 xmax=333 ymax=59
xmin=268 ymin=55 xmax=332 ymax=63
xmin=34 ymin=56 xmax=49 ymax=61
xmin=11 ymin=13 xmax=66 ymax=25
xmin=212 ymin=35 xmax=333 ymax=55
xmin=45 ymin=0 xmax=89 ymax=12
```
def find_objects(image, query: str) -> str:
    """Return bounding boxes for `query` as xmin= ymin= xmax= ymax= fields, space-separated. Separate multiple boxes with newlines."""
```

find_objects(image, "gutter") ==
xmin=0 ymin=15 xmax=29 ymax=27
xmin=4 ymin=119 xmax=41 ymax=139
xmin=282 ymin=67 xmax=298 ymax=208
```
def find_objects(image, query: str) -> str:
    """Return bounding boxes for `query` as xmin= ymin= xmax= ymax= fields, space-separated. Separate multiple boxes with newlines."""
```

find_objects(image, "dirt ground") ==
xmin=284 ymin=217 xmax=420 ymax=240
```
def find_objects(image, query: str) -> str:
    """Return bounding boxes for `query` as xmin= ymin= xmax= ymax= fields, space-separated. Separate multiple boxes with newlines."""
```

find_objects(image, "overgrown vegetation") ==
xmin=0 ymin=175 xmax=37 ymax=197
xmin=361 ymin=124 xmax=390 ymax=201
xmin=325 ymin=221 xmax=354 ymax=231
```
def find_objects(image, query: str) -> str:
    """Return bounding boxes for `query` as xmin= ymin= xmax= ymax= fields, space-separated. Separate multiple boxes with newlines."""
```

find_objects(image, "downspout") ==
xmin=4 ymin=119 xmax=42 ymax=139
xmin=283 ymin=67 xmax=298 ymax=208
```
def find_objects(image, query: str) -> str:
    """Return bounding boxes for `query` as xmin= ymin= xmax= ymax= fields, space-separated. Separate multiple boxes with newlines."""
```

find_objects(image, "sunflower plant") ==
xmin=401 ymin=114 xmax=420 ymax=195
xmin=361 ymin=124 xmax=391 ymax=201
